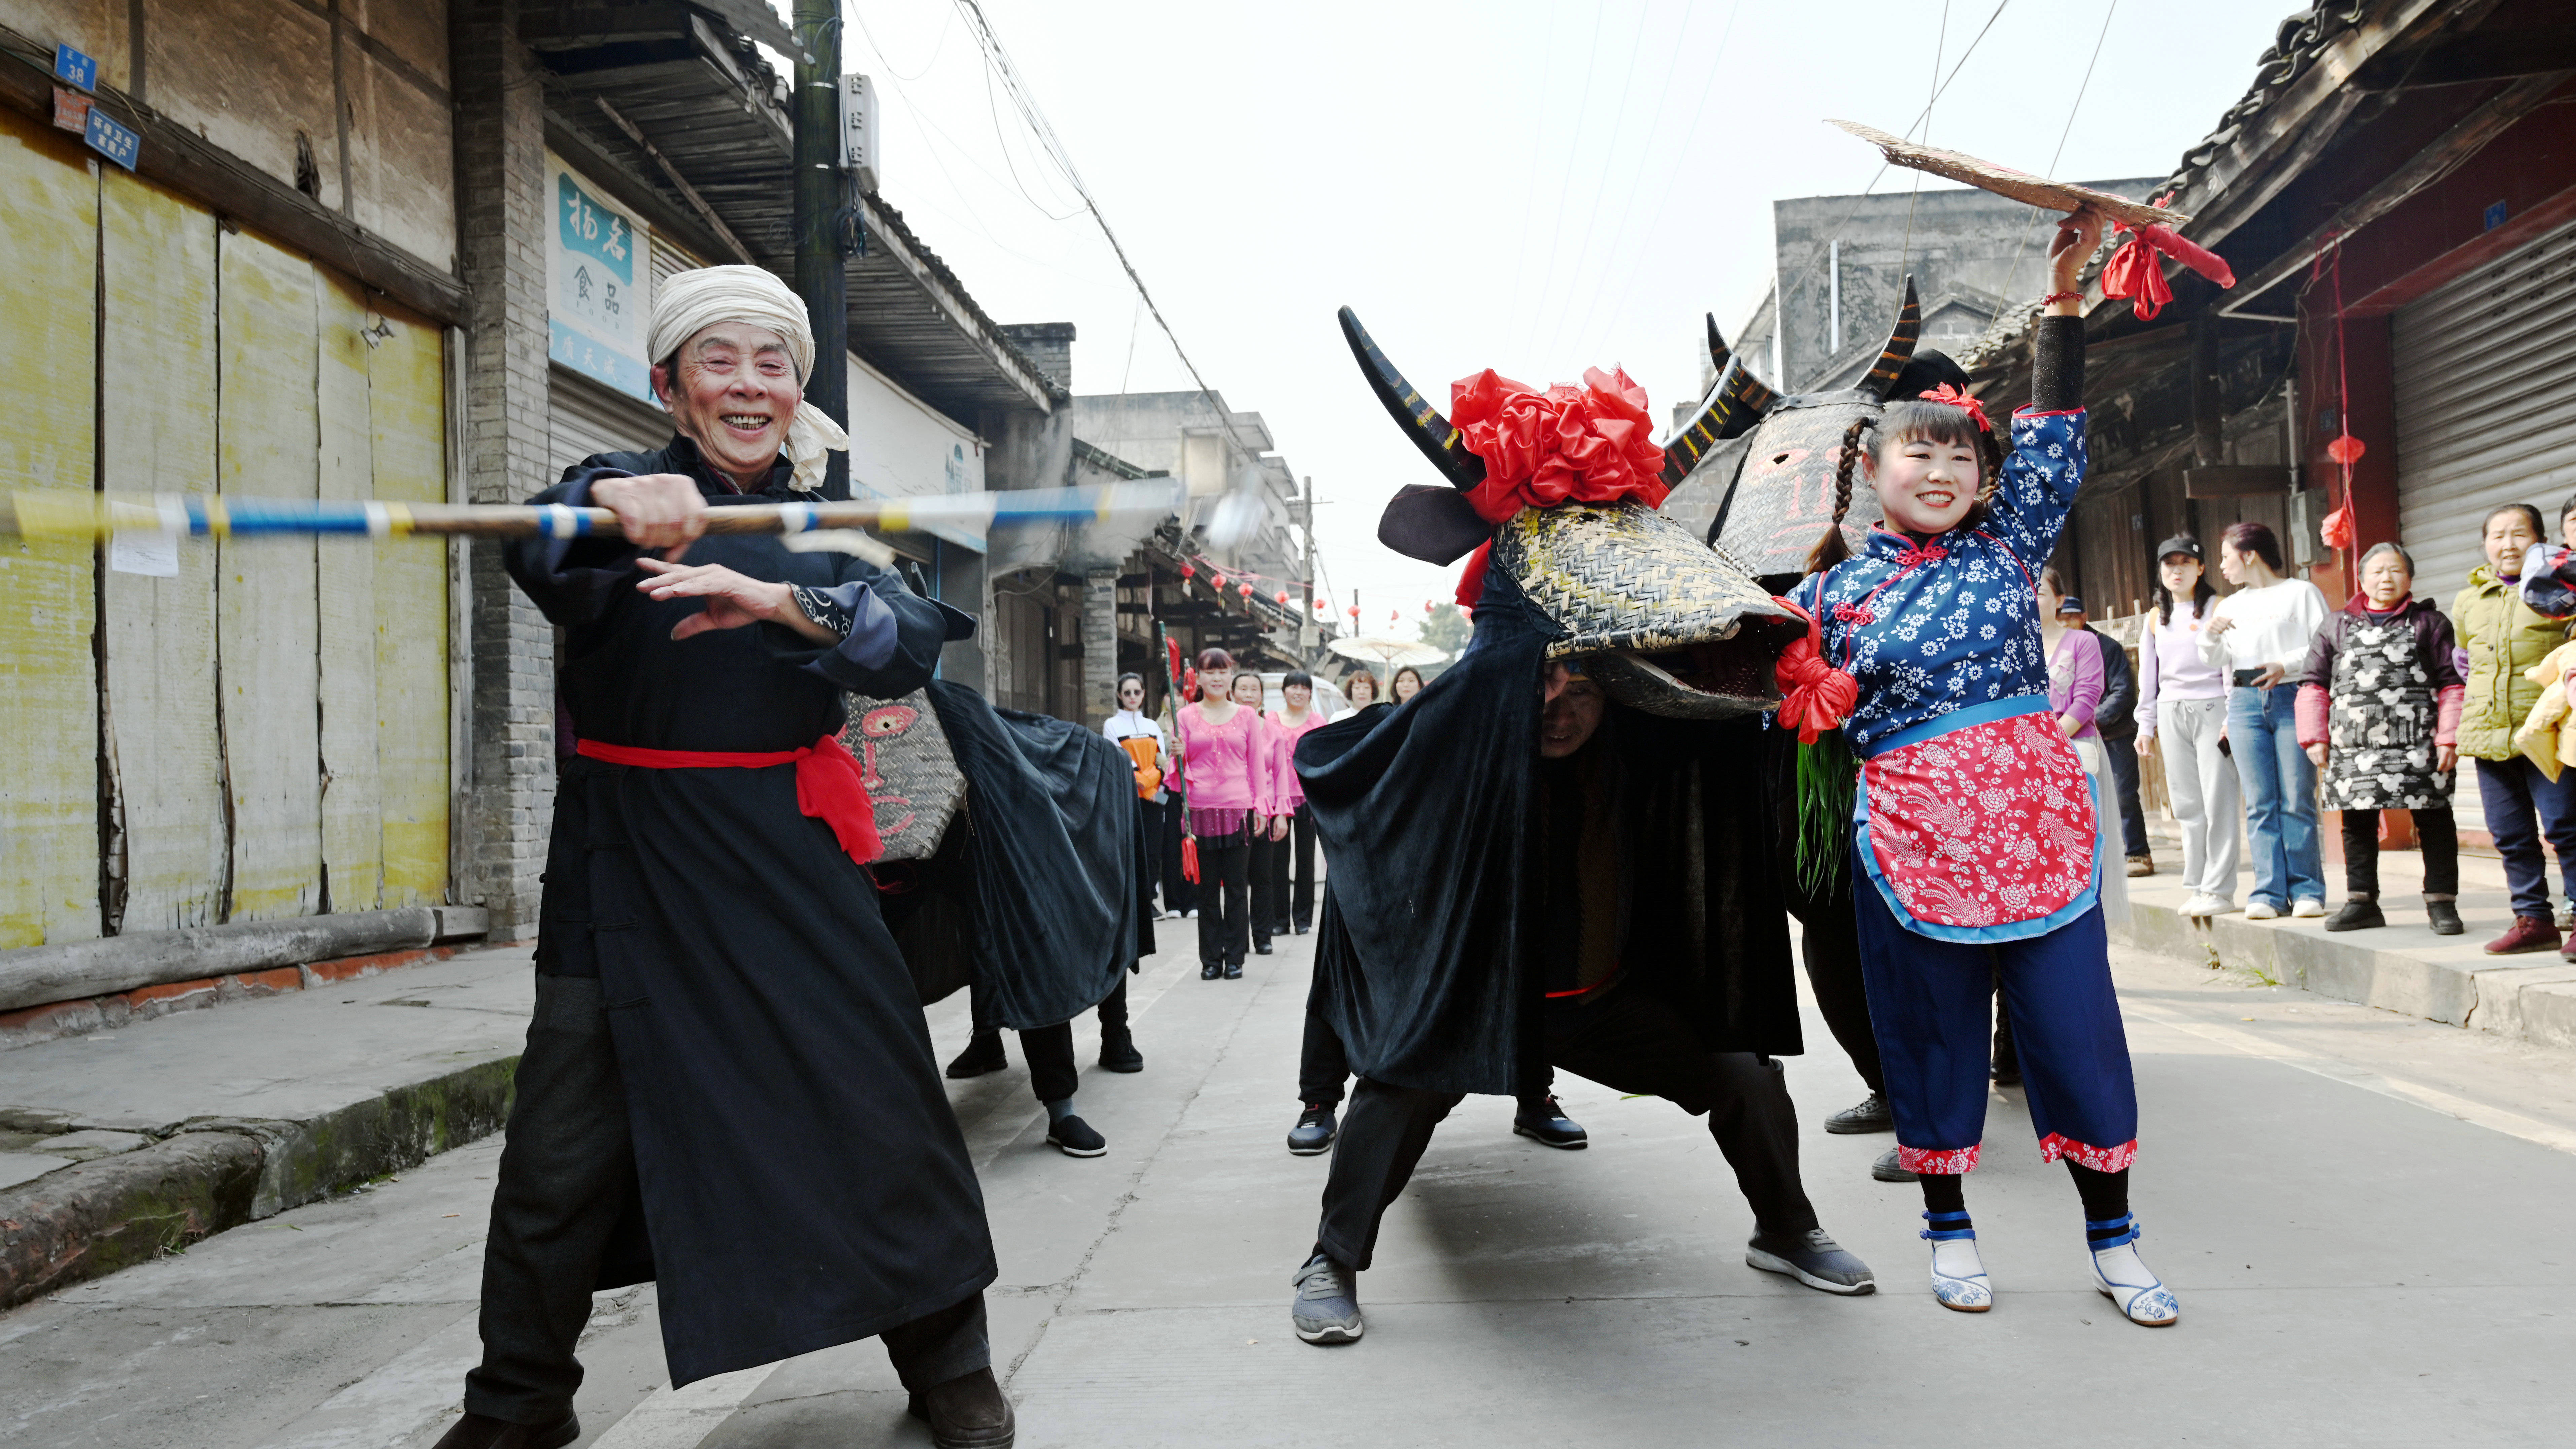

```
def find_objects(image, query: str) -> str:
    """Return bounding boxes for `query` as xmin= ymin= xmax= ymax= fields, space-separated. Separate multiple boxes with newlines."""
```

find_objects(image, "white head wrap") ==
xmin=648 ymin=264 xmax=850 ymax=493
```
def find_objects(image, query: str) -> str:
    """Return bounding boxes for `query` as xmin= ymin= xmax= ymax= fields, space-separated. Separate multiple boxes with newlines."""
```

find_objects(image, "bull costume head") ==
xmin=1670 ymin=279 xmax=1964 ymax=591
xmin=1342 ymin=307 xmax=1804 ymax=719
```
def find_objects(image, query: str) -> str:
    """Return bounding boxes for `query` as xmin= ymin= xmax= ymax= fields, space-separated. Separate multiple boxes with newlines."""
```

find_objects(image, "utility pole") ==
xmin=792 ymin=0 xmax=851 ymax=500
xmin=1300 ymin=474 xmax=1316 ymax=655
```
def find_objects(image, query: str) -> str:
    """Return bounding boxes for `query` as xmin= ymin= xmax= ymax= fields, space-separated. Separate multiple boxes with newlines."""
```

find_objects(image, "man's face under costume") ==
xmin=1539 ymin=665 xmax=1606 ymax=759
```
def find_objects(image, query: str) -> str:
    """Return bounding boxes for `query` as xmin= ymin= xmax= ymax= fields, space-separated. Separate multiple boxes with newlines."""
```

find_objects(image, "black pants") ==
xmin=1196 ymin=830 xmax=1252 ymax=967
xmin=1790 ymin=887 xmax=1883 ymax=1097
xmin=1270 ymin=805 xmax=1315 ymax=931
xmin=1159 ymin=801 xmax=1196 ymax=915
xmin=1248 ymin=827 xmax=1279 ymax=947
xmin=1136 ymin=798 xmax=1165 ymax=912
xmin=465 ymin=976 xmax=990 ymax=1423
xmin=1313 ymin=985 xmax=1817 ymax=1271
xmin=969 ymin=978 xmax=1128 ymax=1104
xmin=2342 ymin=806 xmax=2460 ymax=899
xmin=1297 ymin=992 xmax=1557 ymax=1114
xmin=2104 ymin=733 xmax=2150 ymax=860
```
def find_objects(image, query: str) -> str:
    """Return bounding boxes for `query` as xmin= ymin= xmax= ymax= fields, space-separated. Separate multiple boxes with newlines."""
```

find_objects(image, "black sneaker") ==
xmin=2428 ymin=900 xmax=2464 ymax=935
xmin=1099 ymin=1030 xmax=1143 ymax=1073
xmin=2323 ymin=898 xmax=2386 ymax=932
xmin=1293 ymin=921 xmax=1311 ymax=935
xmin=1201 ymin=962 xmax=1223 ymax=980
xmin=1512 ymin=1096 xmax=1588 ymax=1149
xmin=1870 ymin=1146 xmax=1916 ymax=1182
xmin=1745 ymin=1227 xmax=1876 ymax=1294
xmin=1290 ymin=1254 xmax=1363 ymax=1343
xmin=944 ymin=1033 xmax=1006 ymax=1080
xmin=1824 ymin=1091 xmax=1893 ymax=1134
xmin=1253 ymin=938 xmax=1274 ymax=955
xmin=1287 ymin=1103 xmax=1337 ymax=1155
xmin=1224 ymin=961 xmax=1244 ymax=980
xmin=1046 ymin=1114 xmax=1107 ymax=1157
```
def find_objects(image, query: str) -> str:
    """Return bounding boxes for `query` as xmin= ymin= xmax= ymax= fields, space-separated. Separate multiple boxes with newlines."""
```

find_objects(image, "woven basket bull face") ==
xmin=1342 ymin=308 xmax=1804 ymax=719
xmin=839 ymin=689 xmax=965 ymax=861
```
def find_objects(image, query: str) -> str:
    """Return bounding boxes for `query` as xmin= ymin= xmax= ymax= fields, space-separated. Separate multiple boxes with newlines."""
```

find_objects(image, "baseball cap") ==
xmin=2056 ymin=595 xmax=2087 ymax=615
xmin=2154 ymin=535 xmax=2202 ymax=562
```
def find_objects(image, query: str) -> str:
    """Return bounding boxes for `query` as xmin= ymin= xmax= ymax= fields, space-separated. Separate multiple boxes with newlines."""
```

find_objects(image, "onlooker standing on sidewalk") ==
xmin=2453 ymin=504 xmax=2576 ymax=955
xmin=1104 ymin=673 xmax=1170 ymax=918
xmin=1178 ymin=649 xmax=1275 ymax=980
xmin=2139 ymin=536 xmax=2240 ymax=916
xmin=2200 ymin=521 xmax=2330 ymax=920
xmin=2299 ymin=543 xmax=2465 ymax=936
xmin=2060 ymin=596 xmax=2152 ymax=877
xmin=1268 ymin=671 xmax=1328 ymax=936
xmin=2039 ymin=570 xmax=2127 ymax=928
xmin=1234 ymin=671 xmax=1286 ymax=957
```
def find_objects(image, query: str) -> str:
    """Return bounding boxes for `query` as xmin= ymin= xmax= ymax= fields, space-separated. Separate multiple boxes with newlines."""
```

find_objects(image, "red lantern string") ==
xmin=2310 ymin=233 xmax=2358 ymax=563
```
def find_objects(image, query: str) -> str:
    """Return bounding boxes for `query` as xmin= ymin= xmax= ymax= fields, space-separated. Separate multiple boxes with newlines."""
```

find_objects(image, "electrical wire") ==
xmin=1895 ymin=0 xmax=1952 ymax=296
xmin=1523 ymin=5 xmax=1613 ymax=360
xmin=1540 ymin=2 xmax=1660 ymax=359
xmin=1598 ymin=0 xmax=1743 ymax=393
xmin=1552 ymin=0 xmax=1707 ymax=361
xmin=1999 ymin=0 xmax=2120 ymax=305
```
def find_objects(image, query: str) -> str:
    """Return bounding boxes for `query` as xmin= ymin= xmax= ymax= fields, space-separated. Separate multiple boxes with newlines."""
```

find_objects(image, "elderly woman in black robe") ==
xmin=437 ymin=267 xmax=1011 ymax=1449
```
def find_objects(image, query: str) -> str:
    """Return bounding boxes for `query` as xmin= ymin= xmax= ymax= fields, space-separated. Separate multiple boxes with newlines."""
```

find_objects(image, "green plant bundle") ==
xmin=1793 ymin=731 xmax=1858 ymax=900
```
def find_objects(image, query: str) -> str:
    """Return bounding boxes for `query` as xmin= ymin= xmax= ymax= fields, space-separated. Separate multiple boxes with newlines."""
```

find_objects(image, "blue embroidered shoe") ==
xmin=2087 ymin=1214 xmax=2178 ymax=1326
xmin=1921 ymin=1211 xmax=1991 ymax=1313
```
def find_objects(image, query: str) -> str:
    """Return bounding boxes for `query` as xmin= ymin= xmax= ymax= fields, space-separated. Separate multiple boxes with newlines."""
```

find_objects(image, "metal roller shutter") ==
xmin=2394 ymin=217 xmax=2576 ymax=607
xmin=548 ymin=364 xmax=671 ymax=481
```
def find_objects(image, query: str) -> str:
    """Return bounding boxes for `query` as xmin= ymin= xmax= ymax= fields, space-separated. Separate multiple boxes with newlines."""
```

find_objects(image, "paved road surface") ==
xmin=5 ymin=923 xmax=2574 ymax=1448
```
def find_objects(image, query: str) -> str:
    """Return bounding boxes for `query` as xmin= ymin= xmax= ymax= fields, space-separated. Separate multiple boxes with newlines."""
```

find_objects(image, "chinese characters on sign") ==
xmin=52 ymin=43 xmax=97 ymax=91
xmin=545 ymin=156 xmax=653 ymax=401
xmin=84 ymin=107 xmax=139 ymax=170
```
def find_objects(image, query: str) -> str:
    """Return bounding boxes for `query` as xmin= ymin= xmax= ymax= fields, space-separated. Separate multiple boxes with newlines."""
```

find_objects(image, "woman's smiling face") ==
xmin=1871 ymin=433 xmax=1984 ymax=537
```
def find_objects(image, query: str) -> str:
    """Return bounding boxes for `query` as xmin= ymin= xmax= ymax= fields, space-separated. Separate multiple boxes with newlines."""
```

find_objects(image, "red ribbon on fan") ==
xmin=1769 ymin=598 xmax=1857 ymax=745
xmin=2100 ymin=200 xmax=2237 ymax=322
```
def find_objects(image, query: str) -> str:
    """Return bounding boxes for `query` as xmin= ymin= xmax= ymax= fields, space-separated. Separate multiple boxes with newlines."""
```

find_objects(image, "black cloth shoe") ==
xmin=2428 ymin=900 xmax=2464 ymax=935
xmin=1046 ymin=1114 xmax=1107 ymax=1157
xmin=1824 ymin=1091 xmax=1893 ymax=1134
xmin=1287 ymin=1103 xmax=1337 ymax=1155
xmin=2324 ymin=897 xmax=2385 ymax=932
xmin=1253 ymin=938 xmax=1274 ymax=955
xmin=907 ymin=1367 xmax=1016 ymax=1447
xmin=1224 ymin=961 xmax=1244 ymax=979
xmin=1871 ymin=1147 xmax=1916 ymax=1182
xmin=945 ymin=1033 xmax=1006 ymax=1080
xmin=431 ymin=1413 xmax=578 ymax=1449
xmin=1293 ymin=920 xmax=1312 ymax=935
xmin=1746 ymin=1227 xmax=1876 ymax=1294
xmin=1201 ymin=962 xmax=1223 ymax=980
xmin=1512 ymin=1096 xmax=1588 ymax=1149
xmin=1098 ymin=1029 xmax=1143 ymax=1073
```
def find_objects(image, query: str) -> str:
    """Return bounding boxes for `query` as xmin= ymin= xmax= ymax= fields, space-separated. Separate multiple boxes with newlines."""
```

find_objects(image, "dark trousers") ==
xmin=1852 ymin=875 xmax=2136 ymax=1171
xmin=1136 ymin=798 xmax=1165 ymax=912
xmin=1296 ymin=995 xmax=1558 ymax=1115
xmin=1313 ymin=986 xmax=1816 ymax=1271
xmin=1159 ymin=802 xmax=1196 ymax=915
xmin=1792 ymin=888 xmax=1884 ymax=1096
xmin=2475 ymin=756 xmax=2576 ymax=920
xmin=2341 ymin=806 xmax=2460 ymax=899
xmin=1247 ymin=827 xmax=1279 ymax=947
xmin=1263 ymin=805 xmax=1315 ymax=932
xmin=969 ymin=978 xmax=1127 ymax=1104
xmin=2103 ymin=734 xmax=2149 ymax=860
xmin=1196 ymin=831 xmax=1252 ymax=967
xmin=465 ymin=976 xmax=990 ymax=1423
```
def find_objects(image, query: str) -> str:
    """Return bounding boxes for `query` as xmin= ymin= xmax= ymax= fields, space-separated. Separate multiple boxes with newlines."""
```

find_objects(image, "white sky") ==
xmin=815 ymin=0 xmax=2297 ymax=639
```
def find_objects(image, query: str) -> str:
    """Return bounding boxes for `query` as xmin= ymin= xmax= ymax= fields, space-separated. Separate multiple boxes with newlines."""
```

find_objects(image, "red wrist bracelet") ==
xmin=2042 ymin=290 xmax=2083 ymax=306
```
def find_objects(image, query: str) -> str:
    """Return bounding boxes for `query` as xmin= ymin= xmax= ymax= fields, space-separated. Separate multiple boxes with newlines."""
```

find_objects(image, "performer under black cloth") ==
xmin=440 ymin=266 xmax=1010 ymax=1449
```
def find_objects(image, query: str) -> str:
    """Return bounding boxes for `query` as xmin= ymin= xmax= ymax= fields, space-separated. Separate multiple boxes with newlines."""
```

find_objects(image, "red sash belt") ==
xmin=575 ymin=733 xmax=882 ymax=865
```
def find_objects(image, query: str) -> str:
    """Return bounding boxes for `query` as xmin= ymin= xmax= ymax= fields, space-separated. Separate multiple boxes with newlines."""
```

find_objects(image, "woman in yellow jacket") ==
xmin=2454 ymin=504 xmax=2576 ymax=956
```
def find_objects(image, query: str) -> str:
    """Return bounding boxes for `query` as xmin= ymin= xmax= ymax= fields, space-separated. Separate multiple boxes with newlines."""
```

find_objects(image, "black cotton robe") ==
xmin=1295 ymin=565 xmax=1802 ymax=1098
xmin=506 ymin=437 xmax=993 ymax=1387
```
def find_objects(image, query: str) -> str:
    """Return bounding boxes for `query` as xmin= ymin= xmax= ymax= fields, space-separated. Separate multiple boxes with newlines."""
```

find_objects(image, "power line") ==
xmin=1999 ymin=0 xmax=2120 ymax=305
xmin=1522 ymin=5 xmax=1612 ymax=361
xmin=1895 ymin=0 xmax=1952 ymax=290
xmin=1540 ymin=2 xmax=1659 ymax=359
xmin=1552 ymin=0 xmax=1706 ymax=362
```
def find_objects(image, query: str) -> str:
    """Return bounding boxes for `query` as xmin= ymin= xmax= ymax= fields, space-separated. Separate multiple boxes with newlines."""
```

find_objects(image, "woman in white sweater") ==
xmin=2138 ymin=535 xmax=2239 ymax=916
xmin=2198 ymin=521 xmax=2331 ymax=918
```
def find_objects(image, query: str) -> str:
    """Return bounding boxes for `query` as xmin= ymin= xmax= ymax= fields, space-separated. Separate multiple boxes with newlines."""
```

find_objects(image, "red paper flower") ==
xmin=1917 ymin=384 xmax=1991 ymax=434
xmin=1450 ymin=366 xmax=1671 ymax=524
xmin=2326 ymin=434 xmax=2366 ymax=466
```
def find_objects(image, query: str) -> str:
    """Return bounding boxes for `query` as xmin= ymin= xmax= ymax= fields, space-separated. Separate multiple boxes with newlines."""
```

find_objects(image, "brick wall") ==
xmin=1082 ymin=567 xmax=1119 ymax=728
xmin=450 ymin=0 xmax=553 ymax=940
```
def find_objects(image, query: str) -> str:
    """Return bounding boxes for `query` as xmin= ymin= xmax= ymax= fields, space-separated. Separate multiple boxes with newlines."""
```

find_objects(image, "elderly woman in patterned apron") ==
xmin=1783 ymin=208 xmax=2176 ymax=1328
xmin=2298 ymin=542 xmax=2466 ymax=935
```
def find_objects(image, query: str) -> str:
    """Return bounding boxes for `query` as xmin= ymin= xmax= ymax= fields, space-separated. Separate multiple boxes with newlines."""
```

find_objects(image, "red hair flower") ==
xmin=1916 ymin=384 xmax=1991 ymax=434
xmin=1450 ymin=366 xmax=1670 ymax=525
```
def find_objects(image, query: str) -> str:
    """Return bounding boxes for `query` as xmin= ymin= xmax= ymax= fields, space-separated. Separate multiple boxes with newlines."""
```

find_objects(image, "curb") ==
xmin=0 ymin=1053 xmax=517 ymax=1309
xmin=2120 ymin=899 xmax=2576 ymax=1051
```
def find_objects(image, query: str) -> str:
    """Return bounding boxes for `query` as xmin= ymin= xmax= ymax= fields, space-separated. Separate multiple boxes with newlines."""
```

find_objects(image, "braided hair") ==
xmin=1802 ymin=416 xmax=1873 ymax=576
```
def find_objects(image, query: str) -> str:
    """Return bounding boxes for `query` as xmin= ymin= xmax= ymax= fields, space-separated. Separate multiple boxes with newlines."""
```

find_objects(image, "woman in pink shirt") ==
xmin=1268 ymin=670 xmax=1329 ymax=936
xmin=1178 ymin=649 xmax=1277 ymax=979
xmin=1234 ymin=672 xmax=1287 ymax=958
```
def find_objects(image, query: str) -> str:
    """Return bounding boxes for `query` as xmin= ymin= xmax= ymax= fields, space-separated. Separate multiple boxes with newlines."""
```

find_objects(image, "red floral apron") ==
xmin=1855 ymin=698 xmax=2100 ymax=942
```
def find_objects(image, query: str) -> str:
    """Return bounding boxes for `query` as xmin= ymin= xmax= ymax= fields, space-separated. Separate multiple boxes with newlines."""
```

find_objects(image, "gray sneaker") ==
xmin=1872 ymin=1147 xmax=1917 ymax=1182
xmin=1746 ymin=1228 xmax=1876 ymax=1294
xmin=1290 ymin=1254 xmax=1363 ymax=1343
xmin=1824 ymin=1091 xmax=1893 ymax=1134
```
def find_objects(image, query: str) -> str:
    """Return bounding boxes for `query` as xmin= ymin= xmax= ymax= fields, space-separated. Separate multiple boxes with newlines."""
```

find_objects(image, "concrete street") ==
xmin=5 ymin=920 xmax=2574 ymax=1448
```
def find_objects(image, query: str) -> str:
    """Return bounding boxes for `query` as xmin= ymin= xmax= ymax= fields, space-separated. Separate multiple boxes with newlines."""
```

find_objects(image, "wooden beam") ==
xmin=2355 ymin=27 xmax=2576 ymax=90
xmin=0 ymin=25 xmax=466 ymax=324
xmin=2216 ymin=70 xmax=2576 ymax=319
xmin=593 ymin=97 xmax=756 ymax=263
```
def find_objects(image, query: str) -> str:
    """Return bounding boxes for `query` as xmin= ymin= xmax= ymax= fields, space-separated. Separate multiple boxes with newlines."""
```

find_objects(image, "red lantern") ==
xmin=1212 ymin=573 xmax=1227 ymax=591
xmin=2326 ymin=434 xmax=2366 ymax=466
xmin=1238 ymin=583 xmax=1253 ymax=599
xmin=1179 ymin=563 xmax=1195 ymax=579
xmin=1275 ymin=590 xmax=1291 ymax=605
xmin=1423 ymin=599 xmax=1436 ymax=613
xmin=1346 ymin=605 xmax=1360 ymax=619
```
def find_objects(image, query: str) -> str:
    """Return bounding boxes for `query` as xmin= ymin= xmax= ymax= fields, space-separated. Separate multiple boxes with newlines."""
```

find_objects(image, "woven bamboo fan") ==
xmin=1825 ymin=120 xmax=2187 ymax=230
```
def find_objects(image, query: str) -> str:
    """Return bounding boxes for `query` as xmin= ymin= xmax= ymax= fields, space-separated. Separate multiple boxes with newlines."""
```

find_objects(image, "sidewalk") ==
xmin=2120 ymin=817 xmax=2576 ymax=1050
xmin=0 ymin=947 xmax=529 ymax=1307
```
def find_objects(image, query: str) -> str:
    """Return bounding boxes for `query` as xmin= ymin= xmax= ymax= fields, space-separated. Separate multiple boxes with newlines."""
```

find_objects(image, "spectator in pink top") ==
xmin=1267 ymin=671 xmax=1328 ymax=936
xmin=1235 ymin=671 xmax=1287 ymax=958
xmin=1178 ymin=648 xmax=1275 ymax=979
